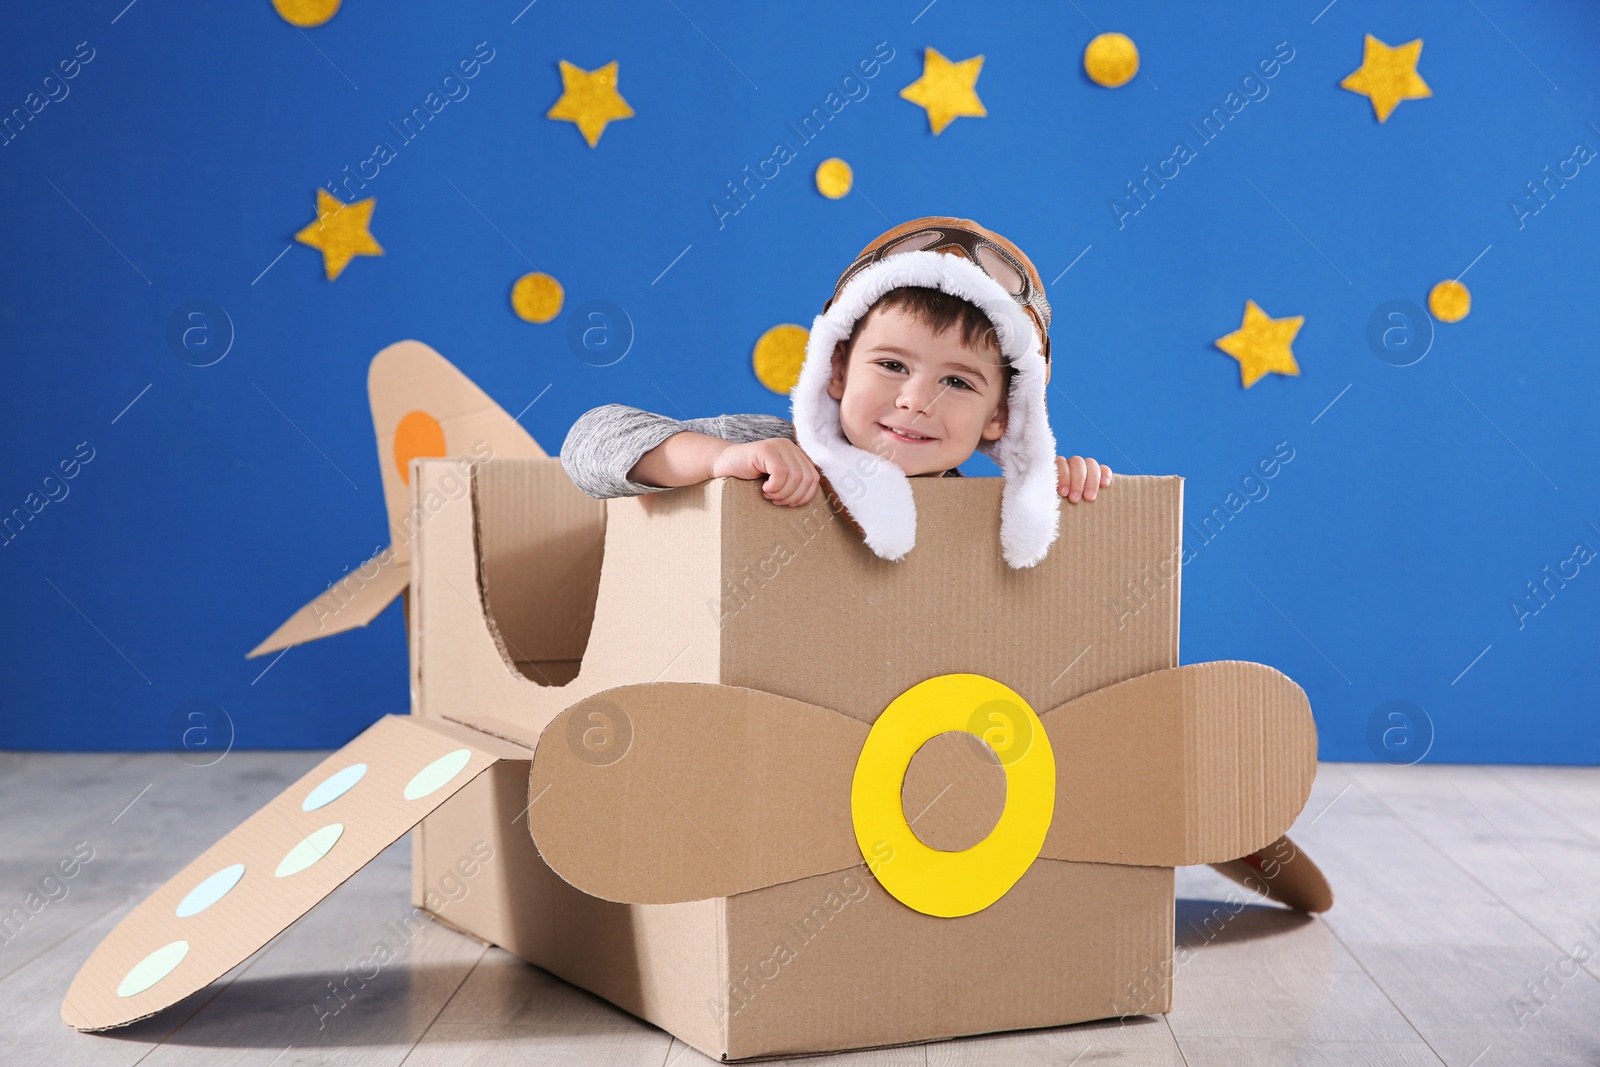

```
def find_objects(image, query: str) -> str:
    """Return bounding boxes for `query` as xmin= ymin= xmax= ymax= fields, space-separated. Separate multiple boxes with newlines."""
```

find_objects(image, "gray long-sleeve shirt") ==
xmin=559 ymin=403 xmax=961 ymax=498
xmin=559 ymin=404 xmax=798 ymax=498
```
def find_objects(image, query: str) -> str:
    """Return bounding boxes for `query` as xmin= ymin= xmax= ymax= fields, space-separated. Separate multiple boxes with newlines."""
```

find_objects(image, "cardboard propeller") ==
xmin=62 ymin=668 xmax=1329 ymax=1032
xmin=248 ymin=341 xmax=547 ymax=658
xmin=60 ymin=716 xmax=526 ymax=1032
xmin=527 ymin=661 xmax=1327 ymax=910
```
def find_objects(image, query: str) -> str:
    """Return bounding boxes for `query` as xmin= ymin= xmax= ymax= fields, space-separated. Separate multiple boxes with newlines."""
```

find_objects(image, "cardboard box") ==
xmin=401 ymin=456 xmax=1317 ymax=1059
xmin=62 ymin=344 xmax=1331 ymax=1059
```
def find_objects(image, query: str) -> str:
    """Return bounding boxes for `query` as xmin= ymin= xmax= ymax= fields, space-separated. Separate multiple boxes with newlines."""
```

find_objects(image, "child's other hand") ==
xmin=1057 ymin=454 xmax=1112 ymax=503
xmin=711 ymin=439 xmax=820 ymax=507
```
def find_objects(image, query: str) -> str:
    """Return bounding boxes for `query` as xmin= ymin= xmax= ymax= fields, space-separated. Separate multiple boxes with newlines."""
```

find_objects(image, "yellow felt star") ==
xmin=547 ymin=59 xmax=635 ymax=147
xmin=1214 ymin=300 xmax=1303 ymax=389
xmin=1340 ymin=34 xmax=1431 ymax=122
xmin=899 ymin=47 xmax=986 ymax=135
xmin=294 ymin=188 xmax=383 ymax=281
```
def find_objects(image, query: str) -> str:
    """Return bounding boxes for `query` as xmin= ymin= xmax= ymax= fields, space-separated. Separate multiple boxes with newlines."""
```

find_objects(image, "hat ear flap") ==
xmin=791 ymin=299 xmax=918 ymax=563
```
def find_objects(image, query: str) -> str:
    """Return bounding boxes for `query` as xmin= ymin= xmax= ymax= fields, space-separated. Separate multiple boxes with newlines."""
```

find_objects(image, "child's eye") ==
xmin=874 ymin=361 xmax=972 ymax=391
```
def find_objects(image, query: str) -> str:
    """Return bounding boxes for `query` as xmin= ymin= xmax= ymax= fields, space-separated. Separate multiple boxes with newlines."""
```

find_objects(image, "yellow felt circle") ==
xmin=272 ymin=0 xmax=341 ymax=28
xmin=815 ymin=158 xmax=854 ymax=199
xmin=1428 ymin=279 xmax=1470 ymax=323
xmin=511 ymin=272 xmax=565 ymax=324
xmin=1084 ymin=32 xmax=1140 ymax=88
xmin=752 ymin=324 xmax=810 ymax=395
xmin=852 ymin=674 xmax=1055 ymax=917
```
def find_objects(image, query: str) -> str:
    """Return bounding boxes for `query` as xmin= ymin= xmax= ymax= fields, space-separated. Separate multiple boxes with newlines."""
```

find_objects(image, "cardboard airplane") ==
xmin=64 ymin=342 xmax=1333 ymax=1060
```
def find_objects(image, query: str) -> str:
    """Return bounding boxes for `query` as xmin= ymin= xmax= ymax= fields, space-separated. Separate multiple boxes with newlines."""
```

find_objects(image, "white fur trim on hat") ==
xmin=789 ymin=249 xmax=1060 ymax=568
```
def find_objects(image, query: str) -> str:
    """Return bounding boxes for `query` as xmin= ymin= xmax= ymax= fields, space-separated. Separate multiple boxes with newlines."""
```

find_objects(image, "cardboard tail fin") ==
xmin=247 ymin=339 xmax=548 ymax=659
xmin=365 ymin=339 xmax=548 ymax=568
xmin=61 ymin=716 xmax=524 ymax=1031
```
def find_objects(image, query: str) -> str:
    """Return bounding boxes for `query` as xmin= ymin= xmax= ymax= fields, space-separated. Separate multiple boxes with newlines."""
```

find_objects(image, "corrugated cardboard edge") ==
xmin=469 ymin=461 xmax=525 ymax=703
xmin=411 ymin=457 xmax=726 ymax=743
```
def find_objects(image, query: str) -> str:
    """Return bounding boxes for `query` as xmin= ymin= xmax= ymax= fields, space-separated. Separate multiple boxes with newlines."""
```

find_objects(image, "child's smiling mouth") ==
xmin=879 ymin=422 xmax=938 ymax=443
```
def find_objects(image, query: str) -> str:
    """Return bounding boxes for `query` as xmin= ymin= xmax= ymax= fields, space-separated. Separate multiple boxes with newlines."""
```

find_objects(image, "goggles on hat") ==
xmin=826 ymin=222 xmax=1053 ymax=370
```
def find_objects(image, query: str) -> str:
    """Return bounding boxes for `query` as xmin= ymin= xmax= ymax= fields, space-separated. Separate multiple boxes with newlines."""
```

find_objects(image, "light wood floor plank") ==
xmin=402 ymin=949 xmax=693 ymax=1067
xmin=929 ymin=1013 xmax=1188 ymax=1065
xmin=6 ymin=754 xmax=1600 ymax=1066
xmin=1175 ymin=1038 xmax=1446 ymax=1066
xmin=1483 ymin=766 xmax=1600 ymax=846
xmin=1346 ymin=764 xmax=1600 ymax=960
xmin=2 ymin=752 xmax=318 ymax=1067
xmin=1289 ymin=764 xmax=1600 ymax=1067
xmin=138 ymin=841 xmax=488 ymax=1067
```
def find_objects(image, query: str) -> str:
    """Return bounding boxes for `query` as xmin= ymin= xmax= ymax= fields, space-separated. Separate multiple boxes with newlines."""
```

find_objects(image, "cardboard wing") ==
xmin=527 ymin=661 xmax=1325 ymax=908
xmin=62 ymin=716 xmax=526 ymax=1031
xmin=248 ymin=340 xmax=547 ymax=658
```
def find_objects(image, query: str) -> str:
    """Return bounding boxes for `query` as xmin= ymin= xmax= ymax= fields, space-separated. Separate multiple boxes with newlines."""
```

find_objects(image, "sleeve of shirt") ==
xmin=559 ymin=403 xmax=796 ymax=498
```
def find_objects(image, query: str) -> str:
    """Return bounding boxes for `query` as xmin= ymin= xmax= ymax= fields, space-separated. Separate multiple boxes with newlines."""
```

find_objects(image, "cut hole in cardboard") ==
xmin=472 ymin=461 xmax=606 ymax=687
xmin=902 ymin=729 xmax=1007 ymax=852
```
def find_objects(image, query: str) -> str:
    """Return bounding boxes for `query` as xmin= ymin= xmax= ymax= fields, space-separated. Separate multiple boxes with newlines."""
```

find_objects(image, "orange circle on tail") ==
xmin=394 ymin=411 xmax=446 ymax=486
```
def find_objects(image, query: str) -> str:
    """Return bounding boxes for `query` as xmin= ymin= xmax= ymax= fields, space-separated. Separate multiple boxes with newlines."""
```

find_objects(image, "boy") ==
xmin=561 ymin=216 xmax=1111 ymax=568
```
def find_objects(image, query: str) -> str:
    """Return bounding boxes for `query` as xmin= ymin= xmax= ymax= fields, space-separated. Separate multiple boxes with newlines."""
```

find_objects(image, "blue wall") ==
xmin=3 ymin=0 xmax=1597 ymax=762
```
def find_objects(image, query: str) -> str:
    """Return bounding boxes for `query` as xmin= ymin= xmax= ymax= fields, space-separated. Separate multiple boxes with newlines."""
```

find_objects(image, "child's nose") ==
xmin=897 ymin=376 xmax=939 ymax=412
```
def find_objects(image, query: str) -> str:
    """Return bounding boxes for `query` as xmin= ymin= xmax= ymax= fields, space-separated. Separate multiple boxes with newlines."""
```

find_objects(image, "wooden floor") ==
xmin=3 ymin=752 xmax=1599 ymax=1066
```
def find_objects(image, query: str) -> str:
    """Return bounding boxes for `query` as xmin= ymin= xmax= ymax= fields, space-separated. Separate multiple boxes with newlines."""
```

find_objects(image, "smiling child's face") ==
xmin=826 ymin=302 xmax=1009 ymax=477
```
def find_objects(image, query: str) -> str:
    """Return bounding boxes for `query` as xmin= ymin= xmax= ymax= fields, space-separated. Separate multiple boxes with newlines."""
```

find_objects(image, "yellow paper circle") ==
xmin=815 ymin=158 xmax=854 ymax=199
xmin=272 ymin=0 xmax=341 ymax=28
xmin=1428 ymin=279 xmax=1471 ymax=323
xmin=752 ymin=324 xmax=809 ymax=395
xmin=512 ymin=272 xmax=565 ymax=324
xmin=851 ymin=674 xmax=1055 ymax=917
xmin=1084 ymin=32 xmax=1140 ymax=88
